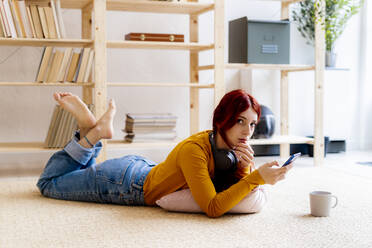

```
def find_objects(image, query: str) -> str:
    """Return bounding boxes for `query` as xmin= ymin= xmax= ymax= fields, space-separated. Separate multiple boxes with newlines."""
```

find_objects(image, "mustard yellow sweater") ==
xmin=143 ymin=130 xmax=265 ymax=217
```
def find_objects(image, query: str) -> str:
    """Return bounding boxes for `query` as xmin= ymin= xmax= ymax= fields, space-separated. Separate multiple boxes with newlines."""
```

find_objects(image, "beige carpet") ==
xmin=1 ymin=158 xmax=372 ymax=248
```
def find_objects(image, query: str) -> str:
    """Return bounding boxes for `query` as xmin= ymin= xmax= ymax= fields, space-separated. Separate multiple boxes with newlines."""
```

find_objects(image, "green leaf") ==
xmin=291 ymin=0 xmax=364 ymax=48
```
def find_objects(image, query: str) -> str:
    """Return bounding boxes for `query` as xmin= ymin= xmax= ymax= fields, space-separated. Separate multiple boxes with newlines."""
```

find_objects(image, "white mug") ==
xmin=309 ymin=191 xmax=338 ymax=217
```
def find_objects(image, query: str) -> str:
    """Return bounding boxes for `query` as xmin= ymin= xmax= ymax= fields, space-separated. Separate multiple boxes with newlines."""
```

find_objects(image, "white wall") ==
xmin=0 ymin=0 xmax=367 ymax=168
xmin=358 ymin=2 xmax=372 ymax=150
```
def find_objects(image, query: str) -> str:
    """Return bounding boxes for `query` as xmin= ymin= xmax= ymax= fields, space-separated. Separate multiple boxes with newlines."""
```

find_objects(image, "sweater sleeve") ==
xmin=178 ymin=143 xmax=265 ymax=217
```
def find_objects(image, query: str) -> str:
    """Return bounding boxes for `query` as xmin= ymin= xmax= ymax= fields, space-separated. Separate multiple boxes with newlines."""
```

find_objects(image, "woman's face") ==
xmin=225 ymin=107 xmax=258 ymax=147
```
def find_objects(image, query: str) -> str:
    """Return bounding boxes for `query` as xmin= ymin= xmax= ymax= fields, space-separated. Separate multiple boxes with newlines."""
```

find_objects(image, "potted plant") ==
xmin=292 ymin=0 xmax=364 ymax=67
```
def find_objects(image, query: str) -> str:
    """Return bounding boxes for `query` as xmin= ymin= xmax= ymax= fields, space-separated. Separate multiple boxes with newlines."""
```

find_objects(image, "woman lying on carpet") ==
xmin=37 ymin=89 xmax=292 ymax=217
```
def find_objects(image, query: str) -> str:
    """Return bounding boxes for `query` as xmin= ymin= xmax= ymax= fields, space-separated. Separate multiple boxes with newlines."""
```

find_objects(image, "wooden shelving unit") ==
xmin=196 ymin=0 xmax=324 ymax=165
xmin=0 ymin=141 xmax=179 ymax=152
xmin=0 ymin=37 xmax=93 ymax=47
xmin=106 ymin=41 xmax=214 ymax=50
xmin=0 ymin=0 xmax=222 ymax=163
xmin=223 ymin=0 xmax=325 ymax=165
xmin=0 ymin=82 xmax=94 ymax=86
xmin=0 ymin=0 xmax=324 ymax=166
xmin=107 ymin=82 xmax=215 ymax=88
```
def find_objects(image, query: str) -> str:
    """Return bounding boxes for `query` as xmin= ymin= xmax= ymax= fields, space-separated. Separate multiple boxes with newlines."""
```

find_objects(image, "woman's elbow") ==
xmin=206 ymin=212 xmax=223 ymax=218
xmin=205 ymin=207 xmax=225 ymax=218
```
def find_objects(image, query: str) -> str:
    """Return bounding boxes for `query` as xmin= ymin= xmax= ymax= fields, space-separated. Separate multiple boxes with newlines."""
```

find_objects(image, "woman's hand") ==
xmin=257 ymin=161 xmax=293 ymax=185
xmin=233 ymin=143 xmax=255 ymax=172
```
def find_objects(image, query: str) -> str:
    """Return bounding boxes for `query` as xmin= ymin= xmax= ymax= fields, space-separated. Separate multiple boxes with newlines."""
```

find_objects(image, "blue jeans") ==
xmin=36 ymin=132 xmax=156 ymax=205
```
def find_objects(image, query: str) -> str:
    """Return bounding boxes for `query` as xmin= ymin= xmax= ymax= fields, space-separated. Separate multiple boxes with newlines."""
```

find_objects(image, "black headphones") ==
xmin=209 ymin=132 xmax=238 ymax=173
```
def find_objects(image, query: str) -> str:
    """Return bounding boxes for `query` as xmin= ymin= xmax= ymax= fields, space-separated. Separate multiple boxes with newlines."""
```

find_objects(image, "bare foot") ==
xmin=79 ymin=99 xmax=116 ymax=148
xmin=94 ymin=99 xmax=116 ymax=139
xmin=53 ymin=92 xmax=96 ymax=130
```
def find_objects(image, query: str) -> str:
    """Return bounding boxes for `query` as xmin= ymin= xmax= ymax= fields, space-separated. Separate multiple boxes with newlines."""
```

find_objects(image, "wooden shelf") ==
xmin=0 ymin=136 xmax=314 ymax=153
xmin=106 ymin=0 xmax=214 ymax=15
xmin=60 ymin=0 xmax=301 ymax=13
xmin=61 ymin=0 xmax=214 ymax=14
xmin=107 ymin=82 xmax=214 ymax=88
xmin=248 ymin=136 xmax=314 ymax=145
xmin=0 ymin=82 xmax=94 ymax=86
xmin=61 ymin=0 xmax=92 ymax=9
xmin=108 ymin=140 xmax=180 ymax=149
xmin=0 ymin=38 xmax=93 ymax=47
xmin=198 ymin=64 xmax=315 ymax=72
xmin=110 ymin=136 xmax=314 ymax=148
xmin=262 ymin=0 xmax=305 ymax=3
xmin=0 ymin=142 xmax=50 ymax=152
xmin=107 ymin=40 xmax=214 ymax=51
xmin=0 ymin=141 xmax=179 ymax=152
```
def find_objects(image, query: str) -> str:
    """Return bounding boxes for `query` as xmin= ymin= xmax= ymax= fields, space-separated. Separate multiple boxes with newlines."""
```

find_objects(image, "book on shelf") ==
xmin=125 ymin=121 xmax=177 ymax=129
xmin=44 ymin=6 xmax=57 ymax=39
xmin=83 ymin=49 xmax=94 ymax=83
xmin=69 ymin=47 xmax=93 ymax=83
xmin=54 ymin=0 xmax=65 ymax=38
xmin=124 ymin=131 xmax=177 ymax=143
xmin=36 ymin=46 xmax=54 ymax=82
xmin=0 ymin=20 xmax=3 ymax=37
xmin=29 ymin=4 xmax=43 ymax=38
xmin=25 ymin=5 xmax=35 ymax=38
xmin=126 ymin=113 xmax=178 ymax=122
xmin=49 ymin=0 xmax=60 ymax=38
xmin=46 ymin=48 xmax=63 ymax=82
xmin=60 ymin=111 xmax=72 ymax=146
xmin=0 ymin=12 xmax=5 ymax=37
xmin=35 ymin=47 xmax=93 ymax=84
xmin=2 ymin=0 xmax=17 ymax=38
xmin=9 ymin=0 xmax=23 ymax=38
xmin=37 ymin=6 xmax=48 ymax=38
xmin=56 ymin=47 xmax=72 ymax=81
xmin=124 ymin=122 xmax=176 ymax=133
xmin=66 ymin=49 xmax=81 ymax=82
xmin=72 ymin=47 xmax=84 ymax=82
xmin=44 ymin=104 xmax=60 ymax=147
xmin=123 ymin=113 xmax=177 ymax=143
xmin=76 ymin=47 xmax=91 ymax=83
xmin=0 ymin=0 xmax=65 ymax=39
xmin=52 ymin=106 xmax=68 ymax=147
xmin=0 ymin=1 xmax=10 ymax=37
xmin=45 ymin=104 xmax=94 ymax=148
xmin=18 ymin=0 xmax=32 ymax=38
xmin=45 ymin=105 xmax=62 ymax=148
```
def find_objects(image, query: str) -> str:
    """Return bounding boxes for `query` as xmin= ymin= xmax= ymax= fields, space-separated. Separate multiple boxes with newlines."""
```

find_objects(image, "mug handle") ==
xmin=331 ymin=195 xmax=338 ymax=208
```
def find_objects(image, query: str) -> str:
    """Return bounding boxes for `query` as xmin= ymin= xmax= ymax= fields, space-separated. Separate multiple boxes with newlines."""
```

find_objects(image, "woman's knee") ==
xmin=36 ymin=175 xmax=51 ymax=196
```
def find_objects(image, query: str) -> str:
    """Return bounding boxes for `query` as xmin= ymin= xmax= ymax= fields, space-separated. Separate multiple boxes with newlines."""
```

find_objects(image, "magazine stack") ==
xmin=123 ymin=113 xmax=177 ymax=143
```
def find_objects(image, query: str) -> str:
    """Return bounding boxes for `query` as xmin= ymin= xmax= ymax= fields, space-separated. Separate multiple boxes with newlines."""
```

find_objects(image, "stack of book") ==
xmin=123 ymin=113 xmax=178 ymax=143
xmin=36 ymin=47 xmax=94 ymax=83
xmin=0 ymin=0 xmax=66 ymax=39
xmin=44 ymin=104 xmax=94 ymax=148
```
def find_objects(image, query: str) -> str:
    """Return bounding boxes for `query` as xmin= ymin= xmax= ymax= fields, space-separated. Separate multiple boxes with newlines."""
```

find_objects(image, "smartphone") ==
xmin=282 ymin=152 xmax=301 ymax=167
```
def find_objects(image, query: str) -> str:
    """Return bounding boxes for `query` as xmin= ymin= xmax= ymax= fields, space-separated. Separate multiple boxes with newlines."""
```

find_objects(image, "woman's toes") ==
xmin=53 ymin=93 xmax=61 ymax=102
xmin=109 ymin=99 xmax=116 ymax=110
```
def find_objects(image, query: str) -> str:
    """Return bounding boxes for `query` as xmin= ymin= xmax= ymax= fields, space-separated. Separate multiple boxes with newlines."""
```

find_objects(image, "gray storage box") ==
xmin=229 ymin=17 xmax=290 ymax=64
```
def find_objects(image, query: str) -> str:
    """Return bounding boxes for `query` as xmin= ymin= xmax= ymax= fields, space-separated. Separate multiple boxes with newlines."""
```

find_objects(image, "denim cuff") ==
xmin=64 ymin=131 xmax=102 ymax=165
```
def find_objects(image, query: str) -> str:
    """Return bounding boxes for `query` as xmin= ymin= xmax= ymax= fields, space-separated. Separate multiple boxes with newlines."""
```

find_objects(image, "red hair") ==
xmin=212 ymin=89 xmax=261 ymax=148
